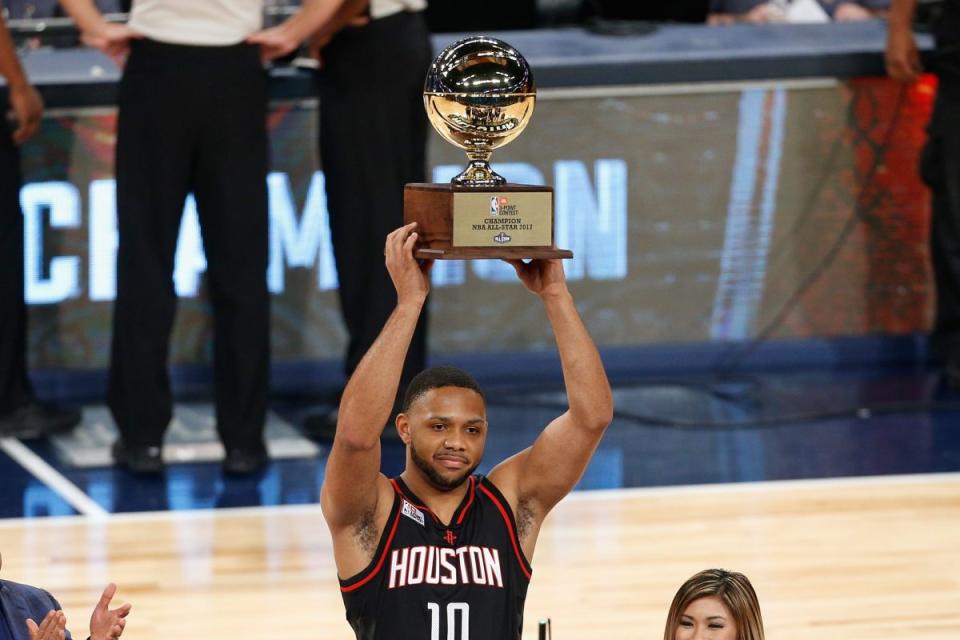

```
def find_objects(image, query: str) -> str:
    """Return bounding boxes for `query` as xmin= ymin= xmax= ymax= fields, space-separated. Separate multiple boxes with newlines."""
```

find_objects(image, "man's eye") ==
xmin=432 ymin=424 xmax=445 ymax=430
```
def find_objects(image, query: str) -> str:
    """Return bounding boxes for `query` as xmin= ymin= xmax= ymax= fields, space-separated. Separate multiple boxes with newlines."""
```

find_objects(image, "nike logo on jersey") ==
xmin=388 ymin=545 xmax=503 ymax=589
xmin=401 ymin=499 xmax=426 ymax=526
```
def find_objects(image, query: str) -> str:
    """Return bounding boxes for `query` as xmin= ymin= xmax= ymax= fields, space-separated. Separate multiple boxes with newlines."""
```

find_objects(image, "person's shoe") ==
xmin=222 ymin=447 xmax=269 ymax=476
xmin=0 ymin=402 xmax=81 ymax=440
xmin=112 ymin=438 xmax=164 ymax=475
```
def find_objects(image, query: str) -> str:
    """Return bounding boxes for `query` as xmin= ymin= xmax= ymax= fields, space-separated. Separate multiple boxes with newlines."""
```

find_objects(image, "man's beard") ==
xmin=410 ymin=440 xmax=479 ymax=491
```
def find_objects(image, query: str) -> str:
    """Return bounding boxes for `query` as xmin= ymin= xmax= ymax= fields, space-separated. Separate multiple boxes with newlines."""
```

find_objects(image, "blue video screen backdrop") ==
xmin=19 ymin=77 xmax=934 ymax=371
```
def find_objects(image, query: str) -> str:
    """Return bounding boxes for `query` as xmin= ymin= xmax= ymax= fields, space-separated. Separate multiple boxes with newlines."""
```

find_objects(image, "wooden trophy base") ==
xmin=404 ymin=183 xmax=573 ymax=260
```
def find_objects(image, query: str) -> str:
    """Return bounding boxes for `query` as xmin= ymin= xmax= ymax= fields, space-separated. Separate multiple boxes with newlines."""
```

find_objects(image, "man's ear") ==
xmin=395 ymin=412 xmax=412 ymax=444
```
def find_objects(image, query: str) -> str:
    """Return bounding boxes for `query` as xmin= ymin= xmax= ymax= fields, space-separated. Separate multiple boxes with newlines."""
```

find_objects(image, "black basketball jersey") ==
xmin=340 ymin=475 xmax=532 ymax=640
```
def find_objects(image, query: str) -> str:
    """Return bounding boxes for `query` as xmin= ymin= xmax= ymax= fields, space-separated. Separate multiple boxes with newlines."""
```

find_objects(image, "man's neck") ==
xmin=400 ymin=468 xmax=471 ymax=525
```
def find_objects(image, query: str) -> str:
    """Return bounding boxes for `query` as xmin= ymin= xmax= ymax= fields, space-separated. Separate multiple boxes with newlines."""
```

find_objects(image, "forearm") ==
xmin=337 ymin=299 xmax=425 ymax=449
xmin=57 ymin=0 xmax=109 ymax=33
xmin=542 ymin=289 xmax=613 ymax=430
xmin=888 ymin=0 xmax=917 ymax=28
xmin=314 ymin=0 xmax=368 ymax=41
xmin=281 ymin=0 xmax=345 ymax=44
xmin=0 ymin=18 xmax=28 ymax=88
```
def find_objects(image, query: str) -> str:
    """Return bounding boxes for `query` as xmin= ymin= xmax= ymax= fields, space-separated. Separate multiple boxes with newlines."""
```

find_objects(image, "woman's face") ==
xmin=674 ymin=596 xmax=738 ymax=640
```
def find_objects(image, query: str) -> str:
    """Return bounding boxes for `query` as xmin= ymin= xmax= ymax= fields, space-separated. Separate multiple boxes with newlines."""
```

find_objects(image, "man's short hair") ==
xmin=401 ymin=366 xmax=485 ymax=412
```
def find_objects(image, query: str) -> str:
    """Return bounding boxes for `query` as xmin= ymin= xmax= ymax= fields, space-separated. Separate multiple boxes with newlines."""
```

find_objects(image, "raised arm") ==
xmin=489 ymin=260 xmax=613 ymax=545
xmin=320 ymin=224 xmax=432 ymax=563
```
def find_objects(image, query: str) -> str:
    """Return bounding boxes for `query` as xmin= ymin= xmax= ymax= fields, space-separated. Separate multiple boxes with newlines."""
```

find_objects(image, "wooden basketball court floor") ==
xmin=1 ymin=471 xmax=957 ymax=639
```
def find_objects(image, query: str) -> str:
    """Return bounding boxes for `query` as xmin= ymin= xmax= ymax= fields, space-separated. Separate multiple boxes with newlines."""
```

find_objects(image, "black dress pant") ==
xmin=109 ymin=39 xmax=269 ymax=451
xmin=923 ymin=11 xmax=960 ymax=364
xmin=317 ymin=12 xmax=432 ymax=403
xmin=0 ymin=119 xmax=34 ymax=414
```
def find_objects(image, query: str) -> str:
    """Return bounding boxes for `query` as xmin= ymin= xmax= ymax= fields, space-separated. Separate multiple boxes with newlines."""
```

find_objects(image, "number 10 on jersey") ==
xmin=428 ymin=602 xmax=469 ymax=640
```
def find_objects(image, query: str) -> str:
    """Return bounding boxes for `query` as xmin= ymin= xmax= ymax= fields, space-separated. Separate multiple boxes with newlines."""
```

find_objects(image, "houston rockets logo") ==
xmin=490 ymin=196 xmax=508 ymax=215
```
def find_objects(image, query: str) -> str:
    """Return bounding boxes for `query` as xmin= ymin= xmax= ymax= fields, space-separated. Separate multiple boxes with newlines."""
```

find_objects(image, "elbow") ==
xmin=591 ymin=396 xmax=615 ymax=431
xmin=599 ymin=406 xmax=614 ymax=430
xmin=336 ymin=435 xmax=381 ymax=452
xmin=333 ymin=424 xmax=382 ymax=452
xmin=571 ymin=403 xmax=613 ymax=433
xmin=593 ymin=409 xmax=614 ymax=432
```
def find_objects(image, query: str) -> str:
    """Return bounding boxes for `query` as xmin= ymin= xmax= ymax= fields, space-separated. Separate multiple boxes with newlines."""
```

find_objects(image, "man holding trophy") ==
xmin=320 ymin=38 xmax=612 ymax=640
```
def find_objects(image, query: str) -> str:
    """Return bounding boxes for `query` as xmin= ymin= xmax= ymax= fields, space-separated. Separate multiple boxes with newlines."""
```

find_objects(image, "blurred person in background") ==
xmin=709 ymin=0 xmax=888 ymax=24
xmin=887 ymin=0 xmax=960 ymax=385
xmin=301 ymin=0 xmax=431 ymax=440
xmin=55 ymin=0 xmax=341 ymax=474
xmin=1 ymin=551 xmax=131 ymax=640
xmin=664 ymin=569 xmax=765 ymax=640
xmin=0 ymin=13 xmax=82 ymax=440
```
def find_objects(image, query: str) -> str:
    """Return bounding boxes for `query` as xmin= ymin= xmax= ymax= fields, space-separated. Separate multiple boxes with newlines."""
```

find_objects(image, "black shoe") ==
xmin=223 ymin=447 xmax=269 ymax=476
xmin=0 ymin=402 xmax=81 ymax=440
xmin=112 ymin=439 xmax=164 ymax=475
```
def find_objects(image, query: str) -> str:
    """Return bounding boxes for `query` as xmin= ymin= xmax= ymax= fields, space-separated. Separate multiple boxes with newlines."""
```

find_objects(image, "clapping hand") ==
xmin=89 ymin=583 xmax=131 ymax=640
xmin=25 ymin=610 xmax=66 ymax=640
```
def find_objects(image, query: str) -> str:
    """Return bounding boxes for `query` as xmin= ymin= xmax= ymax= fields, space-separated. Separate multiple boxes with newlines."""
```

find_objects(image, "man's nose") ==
xmin=443 ymin=433 xmax=465 ymax=450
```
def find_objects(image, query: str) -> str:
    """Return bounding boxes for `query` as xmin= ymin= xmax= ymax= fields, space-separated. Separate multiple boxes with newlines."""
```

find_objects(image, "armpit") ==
xmin=353 ymin=510 xmax=379 ymax=555
xmin=516 ymin=497 xmax=537 ymax=541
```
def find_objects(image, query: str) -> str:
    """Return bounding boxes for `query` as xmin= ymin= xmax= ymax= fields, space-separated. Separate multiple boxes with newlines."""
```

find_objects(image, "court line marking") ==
xmin=0 ymin=438 xmax=109 ymax=520
xmin=0 ymin=469 xmax=957 ymax=529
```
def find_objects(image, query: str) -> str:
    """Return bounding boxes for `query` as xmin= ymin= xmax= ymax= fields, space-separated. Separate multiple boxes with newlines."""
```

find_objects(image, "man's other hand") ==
xmin=89 ymin=583 xmax=131 ymax=640
xmin=505 ymin=258 xmax=568 ymax=298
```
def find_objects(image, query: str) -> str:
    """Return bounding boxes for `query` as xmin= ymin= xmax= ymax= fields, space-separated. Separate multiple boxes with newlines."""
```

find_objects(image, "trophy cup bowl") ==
xmin=404 ymin=36 xmax=572 ymax=260
xmin=424 ymin=37 xmax=535 ymax=187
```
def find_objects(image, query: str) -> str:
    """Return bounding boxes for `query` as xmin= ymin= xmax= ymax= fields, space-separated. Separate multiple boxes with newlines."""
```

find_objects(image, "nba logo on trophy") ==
xmin=490 ymin=196 xmax=505 ymax=216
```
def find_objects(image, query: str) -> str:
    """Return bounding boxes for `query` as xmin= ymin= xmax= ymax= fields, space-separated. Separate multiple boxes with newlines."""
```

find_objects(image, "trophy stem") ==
xmin=452 ymin=148 xmax=506 ymax=187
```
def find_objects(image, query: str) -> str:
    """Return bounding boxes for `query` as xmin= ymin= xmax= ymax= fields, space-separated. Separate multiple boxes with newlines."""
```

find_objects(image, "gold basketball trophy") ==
xmin=405 ymin=37 xmax=572 ymax=260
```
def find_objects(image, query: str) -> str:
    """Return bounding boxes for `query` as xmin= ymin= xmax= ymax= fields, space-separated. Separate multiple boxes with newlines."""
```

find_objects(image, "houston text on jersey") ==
xmin=388 ymin=545 xmax=503 ymax=589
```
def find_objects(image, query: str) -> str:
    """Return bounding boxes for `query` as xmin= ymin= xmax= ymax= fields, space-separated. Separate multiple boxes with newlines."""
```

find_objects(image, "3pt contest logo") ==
xmin=490 ymin=195 xmax=508 ymax=215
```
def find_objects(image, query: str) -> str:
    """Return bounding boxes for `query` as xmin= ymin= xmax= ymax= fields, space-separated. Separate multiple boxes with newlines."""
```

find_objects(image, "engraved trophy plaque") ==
xmin=404 ymin=36 xmax=572 ymax=260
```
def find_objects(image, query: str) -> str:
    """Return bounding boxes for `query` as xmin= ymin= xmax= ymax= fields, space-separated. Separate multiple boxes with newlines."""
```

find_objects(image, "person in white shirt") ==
xmin=57 ymin=0 xmax=341 ymax=475
xmin=302 ymin=0 xmax=431 ymax=440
